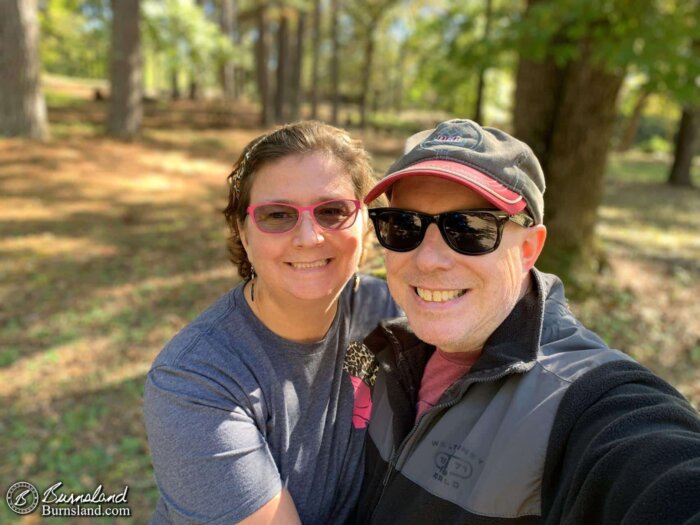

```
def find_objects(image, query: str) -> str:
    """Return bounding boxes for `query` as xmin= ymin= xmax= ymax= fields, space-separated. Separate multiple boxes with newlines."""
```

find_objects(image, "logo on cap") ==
xmin=419 ymin=120 xmax=482 ymax=151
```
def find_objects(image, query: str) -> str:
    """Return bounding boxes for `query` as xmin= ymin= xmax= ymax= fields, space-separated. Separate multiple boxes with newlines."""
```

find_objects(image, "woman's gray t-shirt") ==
xmin=144 ymin=274 xmax=400 ymax=524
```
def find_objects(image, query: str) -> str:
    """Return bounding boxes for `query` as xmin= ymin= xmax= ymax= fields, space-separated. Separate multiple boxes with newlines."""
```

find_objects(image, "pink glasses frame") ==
xmin=246 ymin=198 xmax=362 ymax=234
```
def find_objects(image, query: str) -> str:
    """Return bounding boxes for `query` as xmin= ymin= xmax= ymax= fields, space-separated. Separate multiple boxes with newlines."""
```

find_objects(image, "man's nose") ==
xmin=413 ymin=224 xmax=454 ymax=272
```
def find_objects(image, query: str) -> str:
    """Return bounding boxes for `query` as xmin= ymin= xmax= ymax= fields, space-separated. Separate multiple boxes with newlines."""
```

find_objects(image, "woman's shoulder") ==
xmin=343 ymin=273 xmax=403 ymax=339
xmin=352 ymin=273 xmax=401 ymax=310
xmin=350 ymin=273 xmax=390 ymax=299
xmin=151 ymin=284 xmax=246 ymax=370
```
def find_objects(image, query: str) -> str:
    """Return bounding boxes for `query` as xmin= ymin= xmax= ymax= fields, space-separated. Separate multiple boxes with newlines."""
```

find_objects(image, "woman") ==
xmin=144 ymin=121 xmax=400 ymax=524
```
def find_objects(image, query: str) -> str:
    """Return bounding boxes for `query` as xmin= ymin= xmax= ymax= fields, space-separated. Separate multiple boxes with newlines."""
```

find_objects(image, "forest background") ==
xmin=1 ymin=0 xmax=699 ymax=522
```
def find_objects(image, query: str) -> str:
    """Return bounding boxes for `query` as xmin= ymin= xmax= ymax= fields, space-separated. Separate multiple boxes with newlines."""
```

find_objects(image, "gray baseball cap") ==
xmin=364 ymin=119 xmax=546 ymax=224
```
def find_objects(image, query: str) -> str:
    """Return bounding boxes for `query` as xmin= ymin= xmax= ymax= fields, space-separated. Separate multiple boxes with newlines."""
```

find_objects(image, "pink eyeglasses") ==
xmin=246 ymin=199 xmax=361 ymax=233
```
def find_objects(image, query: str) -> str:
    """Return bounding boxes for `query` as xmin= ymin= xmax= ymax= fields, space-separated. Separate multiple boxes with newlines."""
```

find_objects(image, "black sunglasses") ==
xmin=368 ymin=207 xmax=534 ymax=256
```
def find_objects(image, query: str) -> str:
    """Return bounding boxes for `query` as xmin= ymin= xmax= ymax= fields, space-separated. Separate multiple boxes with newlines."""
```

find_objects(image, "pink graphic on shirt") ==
xmin=350 ymin=376 xmax=372 ymax=429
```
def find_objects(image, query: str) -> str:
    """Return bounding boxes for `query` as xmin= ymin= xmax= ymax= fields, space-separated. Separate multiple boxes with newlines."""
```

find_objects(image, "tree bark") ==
xmin=219 ymin=0 xmax=238 ymax=100
xmin=617 ymin=88 xmax=650 ymax=152
xmin=330 ymin=0 xmax=340 ymax=125
xmin=392 ymin=42 xmax=407 ymax=113
xmin=473 ymin=0 xmax=493 ymax=124
xmin=668 ymin=106 xmax=699 ymax=187
xmin=107 ymin=0 xmax=142 ymax=139
xmin=310 ymin=0 xmax=321 ymax=119
xmin=289 ymin=10 xmax=306 ymax=121
xmin=189 ymin=0 xmax=204 ymax=101
xmin=513 ymin=56 xmax=562 ymax=169
xmin=0 ymin=0 xmax=49 ymax=140
xmin=359 ymin=21 xmax=377 ymax=128
xmin=256 ymin=7 xmax=273 ymax=126
xmin=171 ymin=69 xmax=181 ymax=100
xmin=274 ymin=13 xmax=290 ymax=122
xmin=514 ymin=39 xmax=624 ymax=277
xmin=189 ymin=75 xmax=200 ymax=100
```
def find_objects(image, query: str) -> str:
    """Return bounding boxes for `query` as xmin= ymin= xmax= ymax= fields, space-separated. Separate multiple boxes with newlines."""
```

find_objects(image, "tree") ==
xmin=514 ymin=37 xmax=624 ymax=277
xmin=399 ymin=0 xmax=514 ymax=119
xmin=617 ymin=85 xmax=651 ymax=152
xmin=668 ymin=107 xmax=699 ymax=187
xmin=188 ymin=0 xmax=206 ymax=100
xmin=329 ymin=0 xmax=340 ymax=125
xmin=668 ymin=12 xmax=700 ymax=187
xmin=289 ymin=9 xmax=306 ymax=121
xmin=142 ymin=0 xmax=236 ymax=102
xmin=0 ymin=0 xmax=49 ymax=140
xmin=274 ymin=12 xmax=291 ymax=122
xmin=347 ymin=0 xmax=400 ymax=128
xmin=256 ymin=6 xmax=274 ymax=126
xmin=473 ymin=0 xmax=493 ymax=123
xmin=39 ymin=0 xmax=110 ymax=79
xmin=512 ymin=0 xmax=699 ymax=279
xmin=219 ymin=0 xmax=239 ymax=100
xmin=107 ymin=0 xmax=143 ymax=139
xmin=310 ymin=0 xmax=321 ymax=118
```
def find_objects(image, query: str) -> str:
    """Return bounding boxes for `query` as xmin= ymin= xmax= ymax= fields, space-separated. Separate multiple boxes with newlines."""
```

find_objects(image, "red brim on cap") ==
xmin=364 ymin=159 xmax=527 ymax=215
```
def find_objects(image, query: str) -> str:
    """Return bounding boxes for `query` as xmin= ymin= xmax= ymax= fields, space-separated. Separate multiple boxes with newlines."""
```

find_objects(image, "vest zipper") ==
xmin=368 ymin=365 xmax=522 ymax=522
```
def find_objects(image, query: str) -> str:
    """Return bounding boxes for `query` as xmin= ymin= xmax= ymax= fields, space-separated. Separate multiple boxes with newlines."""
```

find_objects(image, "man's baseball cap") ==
xmin=364 ymin=119 xmax=546 ymax=224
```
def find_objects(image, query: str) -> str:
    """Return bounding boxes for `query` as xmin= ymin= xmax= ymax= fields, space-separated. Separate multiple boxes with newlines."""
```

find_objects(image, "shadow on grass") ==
xmin=600 ymin=236 xmax=700 ymax=274
xmin=0 ymin=374 xmax=158 ymax=525
xmin=0 ymin=172 xmax=235 ymax=368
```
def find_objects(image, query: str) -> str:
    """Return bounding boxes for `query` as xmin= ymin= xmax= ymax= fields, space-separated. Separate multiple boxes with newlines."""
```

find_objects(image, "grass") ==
xmin=1 ymin=87 xmax=699 ymax=523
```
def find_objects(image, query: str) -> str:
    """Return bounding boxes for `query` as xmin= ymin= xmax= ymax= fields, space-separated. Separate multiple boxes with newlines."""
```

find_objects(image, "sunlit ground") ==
xmin=1 ymin=91 xmax=698 ymax=523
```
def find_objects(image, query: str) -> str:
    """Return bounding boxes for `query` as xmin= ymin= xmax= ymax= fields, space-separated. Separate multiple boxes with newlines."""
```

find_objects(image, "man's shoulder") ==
xmin=532 ymin=270 xmax=631 ymax=380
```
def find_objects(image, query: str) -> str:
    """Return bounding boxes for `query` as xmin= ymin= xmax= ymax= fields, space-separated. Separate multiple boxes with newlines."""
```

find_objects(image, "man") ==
xmin=356 ymin=119 xmax=700 ymax=524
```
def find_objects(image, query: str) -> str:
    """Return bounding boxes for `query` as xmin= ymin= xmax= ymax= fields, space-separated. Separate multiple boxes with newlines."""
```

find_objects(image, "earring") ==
xmin=250 ymin=266 xmax=256 ymax=302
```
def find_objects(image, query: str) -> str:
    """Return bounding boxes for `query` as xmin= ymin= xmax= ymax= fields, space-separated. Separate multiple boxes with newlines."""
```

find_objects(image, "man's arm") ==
xmin=542 ymin=360 xmax=700 ymax=525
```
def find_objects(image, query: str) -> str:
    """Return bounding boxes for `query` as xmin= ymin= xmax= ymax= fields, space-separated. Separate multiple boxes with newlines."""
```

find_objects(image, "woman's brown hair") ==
xmin=223 ymin=121 xmax=377 ymax=280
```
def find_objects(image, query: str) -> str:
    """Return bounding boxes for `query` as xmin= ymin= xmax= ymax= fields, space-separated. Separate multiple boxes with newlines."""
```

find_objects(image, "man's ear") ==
xmin=521 ymin=225 xmax=547 ymax=272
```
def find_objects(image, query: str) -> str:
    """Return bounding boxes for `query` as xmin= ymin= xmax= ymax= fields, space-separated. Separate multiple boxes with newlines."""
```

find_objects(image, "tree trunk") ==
xmin=330 ymin=0 xmax=340 ymax=125
xmin=514 ymin=39 xmax=624 ymax=278
xmin=171 ymin=69 xmax=180 ymax=100
xmin=256 ymin=7 xmax=273 ymax=126
xmin=107 ymin=0 xmax=142 ymax=139
xmin=392 ymin=42 xmax=407 ymax=113
xmin=219 ymin=0 xmax=238 ymax=100
xmin=617 ymin=88 xmax=650 ymax=152
xmin=189 ymin=0 xmax=204 ymax=101
xmin=513 ymin=56 xmax=562 ymax=169
xmin=274 ymin=13 xmax=290 ymax=122
xmin=359 ymin=22 xmax=377 ymax=129
xmin=0 ymin=0 xmax=49 ymax=140
xmin=289 ymin=10 xmax=306 ymax=121
xmin=473 ymin=0 xmax=493 ymax=124
xmin=668 ymin=106 xmax=700 ymax=187
xmin=189 ymin=76 xmax=200 ymax=100
xmin=310 ymin=0 xmax=321 ymax=119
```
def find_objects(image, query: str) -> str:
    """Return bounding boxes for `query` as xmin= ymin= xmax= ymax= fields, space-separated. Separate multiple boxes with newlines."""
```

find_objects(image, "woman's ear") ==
xmin=237 ymin=219 xmax=249 ymax=251
xmin=521 ymin=224 xmax=547 ymax=272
